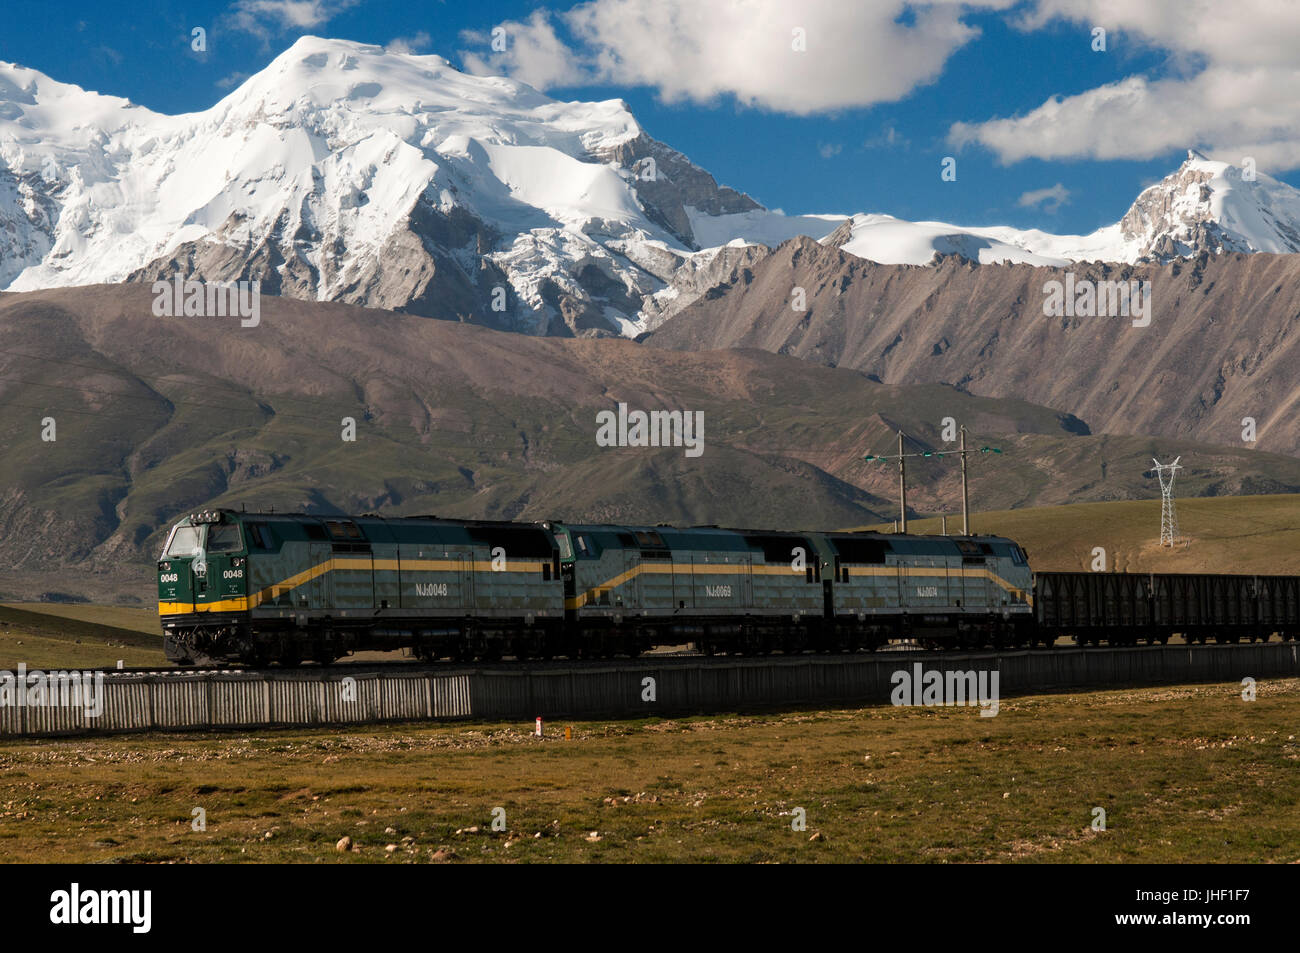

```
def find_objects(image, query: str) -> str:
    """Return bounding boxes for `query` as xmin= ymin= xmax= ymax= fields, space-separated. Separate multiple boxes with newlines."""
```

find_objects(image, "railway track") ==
xmin=84 ymin=636 xmax=1292 ymax=680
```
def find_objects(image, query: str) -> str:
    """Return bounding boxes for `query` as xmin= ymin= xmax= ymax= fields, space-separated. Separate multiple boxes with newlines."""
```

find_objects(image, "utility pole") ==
xmin=898 ymin=430 xmax=907 ymax=533
xmin=864 ymin=428 xmax=1003 ymax=536
xmin=960 ymin=426 xmax=970 ymax=535
xmin=949 ymin=426 xmax=1001 ymax=534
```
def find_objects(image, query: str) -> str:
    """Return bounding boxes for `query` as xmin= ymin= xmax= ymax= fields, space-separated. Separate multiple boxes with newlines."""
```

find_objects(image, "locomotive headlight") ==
xmin=161 ymin=561 xmax=172 ymax=571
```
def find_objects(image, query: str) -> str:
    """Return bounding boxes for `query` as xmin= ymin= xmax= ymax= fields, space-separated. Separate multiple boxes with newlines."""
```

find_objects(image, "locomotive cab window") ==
xmin=164 ymin=525 xmax=202 ymax=558
xmin=245 ymin=522 xmax=272 ymax=550
xmin=206 ymin=523 xmax=244 ymax=554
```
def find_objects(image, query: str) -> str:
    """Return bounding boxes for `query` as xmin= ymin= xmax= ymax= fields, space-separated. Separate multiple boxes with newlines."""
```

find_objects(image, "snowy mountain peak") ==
xmin=1116 ymin=151 xmax=1300 ymax=260
xmin=0 ymin=37 xmax=763 ymax=335
xmin=785 ymin=149 xmax=1300 ymax=270
xmin=0 ymin=60 xmax=163 ymax=168
xmin=220 ymin=35 xmax=640 ymax=150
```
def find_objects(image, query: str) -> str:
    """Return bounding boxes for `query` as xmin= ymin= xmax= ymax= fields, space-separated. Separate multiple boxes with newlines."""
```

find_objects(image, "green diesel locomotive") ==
xmin=157 ymin=509 xmax=1035 ymax=665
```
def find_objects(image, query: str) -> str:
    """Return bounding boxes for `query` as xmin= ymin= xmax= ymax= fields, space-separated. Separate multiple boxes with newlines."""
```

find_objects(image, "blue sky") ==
xmin=4 ymin=1 xmax=1298 ymax=235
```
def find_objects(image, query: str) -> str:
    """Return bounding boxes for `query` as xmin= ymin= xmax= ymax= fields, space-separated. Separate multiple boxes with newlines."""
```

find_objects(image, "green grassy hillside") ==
xmin=862 ymin=493 xmax=1300 ymax=575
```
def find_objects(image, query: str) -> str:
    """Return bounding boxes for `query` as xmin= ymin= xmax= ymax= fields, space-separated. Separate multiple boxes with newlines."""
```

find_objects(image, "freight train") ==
xmin=156 ymin=509 xmax=1299 ymax=666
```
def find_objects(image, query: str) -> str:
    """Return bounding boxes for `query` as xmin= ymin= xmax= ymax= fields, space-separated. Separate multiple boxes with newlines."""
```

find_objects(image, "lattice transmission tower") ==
xmin=1151 ymin=457 xmax=1182 ymax=546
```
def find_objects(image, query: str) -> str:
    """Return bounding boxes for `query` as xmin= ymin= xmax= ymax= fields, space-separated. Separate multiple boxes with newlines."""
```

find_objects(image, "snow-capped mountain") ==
xmin=803 ymin=151 xmax=1300 ymax=268
xmin=0 ymin=36 xmax=759 ymax=337
xmin=1112 ymin=150 xmax=1300 ymax=260
xmin=3 ymin=38 xmax=1300 ymax=338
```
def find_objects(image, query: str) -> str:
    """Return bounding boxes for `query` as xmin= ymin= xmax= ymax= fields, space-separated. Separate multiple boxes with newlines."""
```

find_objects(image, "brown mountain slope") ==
xmin=3 ymin=283 xmax=1300 ymax=603
xmin=647 ymin=239 xmax=1300 ymax=455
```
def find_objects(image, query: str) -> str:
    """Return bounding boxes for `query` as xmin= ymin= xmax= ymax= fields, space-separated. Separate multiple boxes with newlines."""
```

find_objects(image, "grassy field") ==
xmin=0 ymin=604 xmax=165 ymax=669
xmin=0 ymin=678 xmax=1296 ymax=863
xmin=864 ymin=493 xmax=1300 ymax=575
xmin=2 ymin=603 xmax=160 ymax=634
xmin=0 ymin=604 xmax=417 ymax=669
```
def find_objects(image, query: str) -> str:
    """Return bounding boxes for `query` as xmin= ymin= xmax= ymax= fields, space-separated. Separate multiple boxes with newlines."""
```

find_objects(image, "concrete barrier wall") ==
xmin=1 ymin=643 xmax=1296 ymax=739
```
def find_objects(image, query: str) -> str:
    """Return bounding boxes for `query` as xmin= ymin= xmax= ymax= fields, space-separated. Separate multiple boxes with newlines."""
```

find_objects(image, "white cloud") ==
xmin=818 ymin=142 xmax=842 ymax=159
xmin=461 ymin=10 xmax=590 ymax=91
xmin=1017 ymin=182 xmax=1070 ymax=212
xmin=387 ymin=31 xmax=432 ymax=55
xmin=453 ymin=0 xmax=1300 ymax=171
xmin=460 ymin=0 xmax=1016 ymax=115
xmin=228 ymin=0 xmax=358 ymax=38
xmin=952 ymin=1 xmax=1300 ymax=171
xmin=863 ymin=123 xmax=911 ymax=150
xmin=1017 ymin=0 xmax=1300 ymax=68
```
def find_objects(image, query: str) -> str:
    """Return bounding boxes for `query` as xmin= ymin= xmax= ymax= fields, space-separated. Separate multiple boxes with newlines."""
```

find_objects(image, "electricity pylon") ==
xmin=1151 ymin=457 xmax=1182 ymax=547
